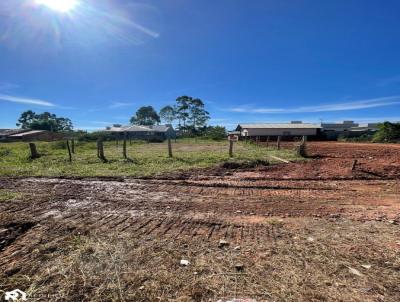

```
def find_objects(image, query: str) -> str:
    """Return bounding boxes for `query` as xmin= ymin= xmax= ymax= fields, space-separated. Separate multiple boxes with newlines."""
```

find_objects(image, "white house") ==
xmin=105 ymin=124 xmax=175 ymax=141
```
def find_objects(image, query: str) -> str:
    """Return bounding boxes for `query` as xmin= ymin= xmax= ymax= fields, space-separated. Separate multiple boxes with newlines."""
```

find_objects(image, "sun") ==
xmin=35 ymin=0 xmax=79 ymax=13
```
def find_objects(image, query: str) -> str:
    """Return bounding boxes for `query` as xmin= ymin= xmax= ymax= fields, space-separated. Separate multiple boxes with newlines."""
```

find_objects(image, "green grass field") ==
xmin=0 ymin=139 xmax=301 ymax=177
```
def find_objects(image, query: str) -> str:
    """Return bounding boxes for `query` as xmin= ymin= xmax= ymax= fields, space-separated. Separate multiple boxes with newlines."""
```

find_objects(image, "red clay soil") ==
xmin=246 ymin=141 xmax=400 ymax=180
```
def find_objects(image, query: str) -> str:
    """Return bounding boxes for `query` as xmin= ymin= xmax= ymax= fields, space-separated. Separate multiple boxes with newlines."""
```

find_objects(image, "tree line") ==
xmin=15 ymin=105 xmax=400 ymax=143
xmin=15 ymin=95 xmax=226 ymax=139
xmin=15 ymin=95 xmax=209 ymax=132
xmin=130 ymin=96 xmax=210 ymax=134
xmin=17 ymin=110 xmax=73 ymax=132
xmin=15 ymin=108 xmax=400 ymax=143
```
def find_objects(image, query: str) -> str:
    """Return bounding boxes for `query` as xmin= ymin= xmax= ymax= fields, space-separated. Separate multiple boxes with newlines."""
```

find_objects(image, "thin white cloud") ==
xmin=109 ymin=102 xmax=134 ymax=109
xmin=230 ymin=96 xmax=400 ymax=114
xmin=0 ymin=94 xmax=55 ymax=107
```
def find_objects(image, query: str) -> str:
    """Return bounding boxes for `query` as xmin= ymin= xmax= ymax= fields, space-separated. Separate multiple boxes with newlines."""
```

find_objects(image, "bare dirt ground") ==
xmin=0 ymin=142 xmax=399 ymax=301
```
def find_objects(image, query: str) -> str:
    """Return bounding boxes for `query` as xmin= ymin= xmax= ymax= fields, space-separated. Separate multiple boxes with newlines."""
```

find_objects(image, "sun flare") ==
xmin=35 ymin=0 xmax=79 ymax=13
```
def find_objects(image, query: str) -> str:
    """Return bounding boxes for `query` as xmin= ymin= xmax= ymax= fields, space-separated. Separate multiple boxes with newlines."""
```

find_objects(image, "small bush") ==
xmin=147 ymin=137 xmax=165 ymax=143
xmin=373 ymin=122 xmax=400 ymax=143
xmin=338 ymin=133 xmax=374 ymax=142
xmin=202 ymin=126 xmax=227 ymax=140
xmin=78 ymin=132 xmax=111 ymax=142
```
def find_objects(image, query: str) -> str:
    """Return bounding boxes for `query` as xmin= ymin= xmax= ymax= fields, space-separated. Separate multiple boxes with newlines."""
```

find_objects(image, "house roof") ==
xmin=0 ymin=129 xmax=28 ymax=137
xmin=9 ymin=130 xmax=46 ymax=137
xmin=113 ymin=125 xmax=152 ymax=132
xmin=106 ymin=125 xmax=173 ymax=133
xmin=148 ymin=125 xmax=171 ymax=132
xmin=237 ymin=123 xmax=321 ymax=129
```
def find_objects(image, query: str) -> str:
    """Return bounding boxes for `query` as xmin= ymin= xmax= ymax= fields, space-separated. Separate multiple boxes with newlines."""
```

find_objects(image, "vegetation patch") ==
xmin=0 ymin=139 xmax=300 ymax=177
xmin=373 ymin=122 xmax=400 ymax=143
xmin=0 ymin=190 xmax=22 ymax=202
xmin=338 ymin=122 xmax=400 ymax=143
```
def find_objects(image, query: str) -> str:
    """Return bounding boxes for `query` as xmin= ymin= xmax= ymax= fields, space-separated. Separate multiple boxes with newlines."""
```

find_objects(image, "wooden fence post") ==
xmin=229 ymin=140 xmax=234 ymax=157
xmin=123 ymin=132 xmax=127 ymax=159
xmin=28 ymin=143 xmax=40 ymax=159
xmin=66 ymin=140 xmax=72 ymax=162
xmin=277 ymin=136 xmax=281 ymax=150
xmin=168 ymin=137 xmax=173 ymax=157
xmin=97 ymin=139 xmax=107 ymax=162
xmin=71 ymin=139 xmax=75 ymax=154
xmin=351 ymin=159 xmax=358 ymax=171
xmin=296 ymin=137 xmax=307 ymax=157
xmin=266 ymin=136 xmax=270 ymax=147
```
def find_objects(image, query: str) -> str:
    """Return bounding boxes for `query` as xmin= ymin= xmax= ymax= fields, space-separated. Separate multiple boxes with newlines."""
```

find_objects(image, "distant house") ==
xmin=235 ymin=122 xmax=320 ymax=140
xmin=0 ymin=129 xmax=27 ymax=141
xmin=0 ymin=129 xmax=64 ymax=141
xmin=105 ymin=124 xmax=175 ymax=141
xmin=321 ymin=121 xmax=380 ymax=139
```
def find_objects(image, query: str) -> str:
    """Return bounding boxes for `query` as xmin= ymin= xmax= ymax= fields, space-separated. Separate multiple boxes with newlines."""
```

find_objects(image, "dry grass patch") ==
xmin=3 ymin=219 xmax=397 ymax=302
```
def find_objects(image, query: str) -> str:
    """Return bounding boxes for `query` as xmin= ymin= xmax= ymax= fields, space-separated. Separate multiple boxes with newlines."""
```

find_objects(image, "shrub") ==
xmin=338 ymin=134 xmax=374 ymax=142
xmin=147 ymin=137 xmax=165 ymax=143
xmin=202 ymin=126 xmax=227 ymax=140
xmin=77 ymin=131 xmax=112 ymax=142
xmin=373 ymin=122 xmax=400 ymax=143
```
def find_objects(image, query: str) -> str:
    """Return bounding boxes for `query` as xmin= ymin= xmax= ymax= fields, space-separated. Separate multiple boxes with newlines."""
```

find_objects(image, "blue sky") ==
xmin=1 ymin=0 xmax=400 ymax=130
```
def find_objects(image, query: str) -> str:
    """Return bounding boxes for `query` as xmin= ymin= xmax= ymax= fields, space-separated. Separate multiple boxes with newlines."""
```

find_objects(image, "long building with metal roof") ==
xmin=236 ymin=122 xmax=320 ymax=138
